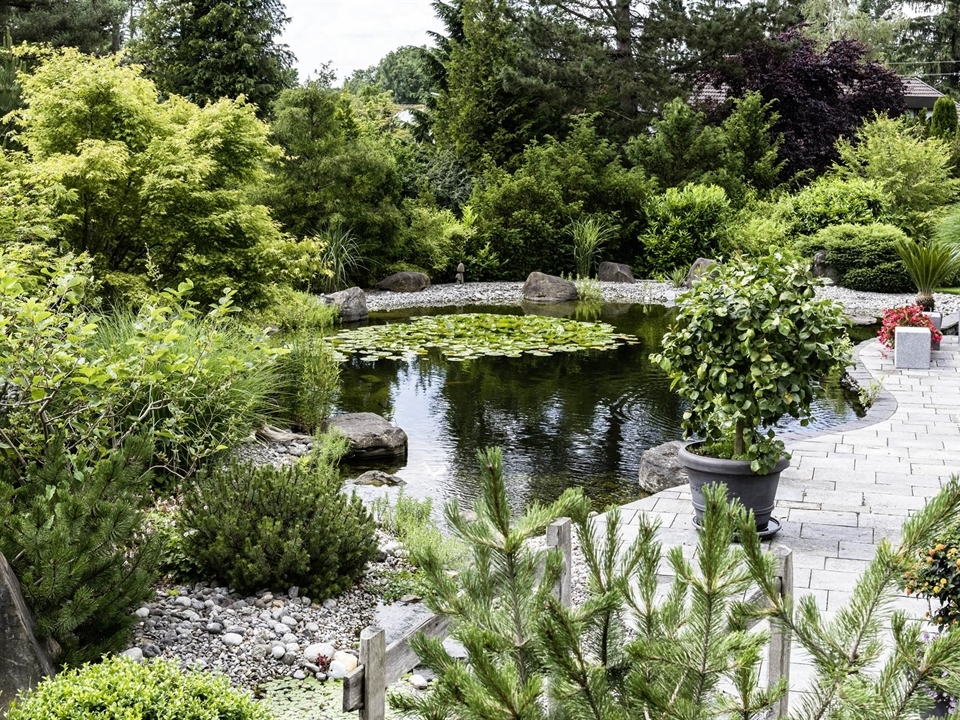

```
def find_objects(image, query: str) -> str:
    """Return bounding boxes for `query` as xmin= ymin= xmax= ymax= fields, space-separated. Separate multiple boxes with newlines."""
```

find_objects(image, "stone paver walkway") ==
xmin=603 ymin=337 xmax=960 ymax=693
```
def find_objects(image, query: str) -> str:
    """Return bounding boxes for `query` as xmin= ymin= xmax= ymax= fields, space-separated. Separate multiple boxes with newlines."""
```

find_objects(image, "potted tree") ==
xmin=651 ymin=250 xmax=852 ymax=536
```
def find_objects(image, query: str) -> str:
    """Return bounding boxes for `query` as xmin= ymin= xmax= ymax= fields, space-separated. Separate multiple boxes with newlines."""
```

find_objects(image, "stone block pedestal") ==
xmin=895 ymin=326 xmax=932 ymax=369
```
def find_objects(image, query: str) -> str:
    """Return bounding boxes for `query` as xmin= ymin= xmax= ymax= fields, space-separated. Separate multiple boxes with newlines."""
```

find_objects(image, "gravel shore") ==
xmin=365 ymin=280 xmax=960 ymax=320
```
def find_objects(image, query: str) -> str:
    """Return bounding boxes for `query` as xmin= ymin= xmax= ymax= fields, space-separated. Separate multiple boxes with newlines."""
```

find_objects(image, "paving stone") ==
xmin=800 ymin=523 xmax=874 ymax=543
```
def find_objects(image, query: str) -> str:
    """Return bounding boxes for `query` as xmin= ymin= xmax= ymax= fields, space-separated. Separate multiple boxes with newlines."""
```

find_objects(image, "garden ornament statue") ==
xmin=456 ymin=262 xmax=465 ymax=285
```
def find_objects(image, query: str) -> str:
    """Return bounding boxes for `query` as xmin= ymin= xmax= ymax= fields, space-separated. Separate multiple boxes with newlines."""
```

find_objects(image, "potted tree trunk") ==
xmin=651 ymin=250 xmax=852 ymax=536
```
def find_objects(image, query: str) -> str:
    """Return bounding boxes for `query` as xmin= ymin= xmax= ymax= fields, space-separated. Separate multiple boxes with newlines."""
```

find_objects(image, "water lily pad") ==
xmin=326 ymin=313 xmax=635 ymax=362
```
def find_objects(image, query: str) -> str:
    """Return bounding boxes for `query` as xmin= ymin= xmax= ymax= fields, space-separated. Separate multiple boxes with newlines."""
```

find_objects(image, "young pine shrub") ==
xmin=0 ymin=435 xmax=159 ymax=666
xmin=6 ymin=657 xmax=270 ymax=720
xmin=179 ymin=435 xmax=376 ymax=598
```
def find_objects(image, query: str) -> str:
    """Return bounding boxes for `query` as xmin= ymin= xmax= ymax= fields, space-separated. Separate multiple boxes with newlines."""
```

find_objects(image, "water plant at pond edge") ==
xmin=326 ymin=313 xmax=636 ymax=362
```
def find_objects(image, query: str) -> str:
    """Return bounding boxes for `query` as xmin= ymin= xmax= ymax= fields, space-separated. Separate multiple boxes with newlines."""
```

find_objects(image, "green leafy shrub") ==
xmin=785 ymin=176 xmax=887 ymax=237
xmin=6 ymin=657 xmax=270 ymax=720
xmin=799 ymin=223 xmax=913 ymax=293
xmin=832 ymin=114 xmax=960 ymax=236
xmin=89 ymin=285 xmax=281 ymax=479
xmin=397 ymin=201 xmax=474 ymax=281
xmin=253 ymin=286 xmax=339 ymax=334
xmin=179 ymin=436 xmax=376 ymax=598
xmin=651 ymin=251 xmax=852 ymax=473
xmin=0 ymin=435 xmax=159 ymax=666
xmin=640 ymin=184 xmax=732 ymax=276
xmin=259 ymin=235 xmax=331 ymax=294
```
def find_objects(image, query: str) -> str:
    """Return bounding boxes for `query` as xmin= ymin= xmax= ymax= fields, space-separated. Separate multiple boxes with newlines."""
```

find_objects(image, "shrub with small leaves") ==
xmin=7 ymin=656 xmax=271 ymax=720
xmin=878 ymin=305 xmax=943 ymax=349
xmin=179 ymin=434 xmax=376 ymax=598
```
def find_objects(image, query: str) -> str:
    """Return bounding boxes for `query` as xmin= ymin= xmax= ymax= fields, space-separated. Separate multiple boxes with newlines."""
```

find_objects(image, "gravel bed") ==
xmin=364 ymin=280 xmax=960 ymax=320
xmin=124 ymin=534 xmax=412 ymax=690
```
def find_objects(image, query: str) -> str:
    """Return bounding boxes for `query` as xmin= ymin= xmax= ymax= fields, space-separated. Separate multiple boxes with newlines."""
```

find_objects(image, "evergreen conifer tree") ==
xmin=0 ymin=434 xmax=159 ymax=665
xmin=929 ymin=95 xmax=959 ymax=141
xmin=393 ymin=447 xmax=960 ymax=720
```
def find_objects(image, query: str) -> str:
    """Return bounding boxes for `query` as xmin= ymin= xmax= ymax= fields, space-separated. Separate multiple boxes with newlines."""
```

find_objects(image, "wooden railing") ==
xmin=342 ymin=519 xmax=794 ymax=720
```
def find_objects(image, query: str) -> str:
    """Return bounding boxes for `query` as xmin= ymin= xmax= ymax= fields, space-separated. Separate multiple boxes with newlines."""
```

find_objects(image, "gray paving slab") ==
xmin=599 ymin=339 xmax=960 ymax=705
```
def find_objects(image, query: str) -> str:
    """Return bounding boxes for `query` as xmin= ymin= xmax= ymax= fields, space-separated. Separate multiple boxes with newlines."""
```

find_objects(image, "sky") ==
xmin=281 ymin=0 xmax=445 ymax=83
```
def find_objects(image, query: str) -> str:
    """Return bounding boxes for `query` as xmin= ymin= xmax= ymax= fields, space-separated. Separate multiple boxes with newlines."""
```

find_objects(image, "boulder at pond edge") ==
xmin=0 ymin=552 xmax=56 ymax=718
xmin=638 ymin=440 xmax=689 ymax=494
xmin=324 ymin=287 xmax=368 ymax=323
xmin=325 ymin=413 xmax=408 ymax=461
xmin=598 ymin=262 xmax=634 ymax=283
xmin=375 ymin=272 xmax=430 ymax=293
xmin=522 ymin=272 xmax=578 ymax=303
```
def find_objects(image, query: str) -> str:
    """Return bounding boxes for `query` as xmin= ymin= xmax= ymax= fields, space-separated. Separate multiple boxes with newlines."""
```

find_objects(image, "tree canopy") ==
xmin=7 ymin=49 xmax=283 ymax=306
xmin=130 ymin=0 xmax=295 ymax=115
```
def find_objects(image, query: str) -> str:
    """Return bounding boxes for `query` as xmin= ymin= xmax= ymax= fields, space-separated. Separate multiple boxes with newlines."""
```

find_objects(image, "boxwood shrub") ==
xmin=7 ymin=657 xmax=270 ymax=720
xmin=798 ymin=223 xmax=913 ymax=293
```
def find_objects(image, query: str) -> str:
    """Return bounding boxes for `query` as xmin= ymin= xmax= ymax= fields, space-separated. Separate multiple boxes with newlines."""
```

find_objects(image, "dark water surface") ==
xmin=333 ymin=303 xmax=867 ymax=511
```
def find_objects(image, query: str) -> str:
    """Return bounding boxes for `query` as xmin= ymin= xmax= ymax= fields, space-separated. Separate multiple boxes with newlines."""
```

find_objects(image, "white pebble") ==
xmin=222 ymin=633 xmax=244 ymax=647
xmin=409 ymin=674 xmax=429 ymax=690
xmin=328 ymin=660 xmax=347 ymax=679
xmin=271 ymin=645 xmax=286 ymax=660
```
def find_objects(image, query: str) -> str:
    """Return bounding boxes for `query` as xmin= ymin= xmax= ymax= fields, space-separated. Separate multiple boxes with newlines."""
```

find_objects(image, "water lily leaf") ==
xmin=326 ymin=313 xmax=636 ymax=362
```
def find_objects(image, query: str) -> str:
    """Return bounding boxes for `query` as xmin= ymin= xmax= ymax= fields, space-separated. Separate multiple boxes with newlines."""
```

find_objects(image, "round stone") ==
xmin=281 ymin=615 xmax=297 ymax=627
xmin=135 ymin=607 xmax=150 ymax=618
xmin=271 ymin=645 xmax=286 ymax=660
xmin=409 ymin=674 xmax=429 ymax=690
xmin=121 ymin=647 xmax=144 ymax=662
xmin=328 ymin=660 xmax=347 ymax=679
xmin=222 ymin=633 xmax=244 ymax=647
xmin=305 ymin=642 xmax=334 ymax=662
xmin=282 ymin=632 xmax=298 ymax=644
xmin=206 ymin=623 xmax=223 ymax=634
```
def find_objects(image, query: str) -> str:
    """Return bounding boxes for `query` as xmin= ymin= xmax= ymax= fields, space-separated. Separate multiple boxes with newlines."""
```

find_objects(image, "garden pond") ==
xmin=330 ymin=303 xmax=874 ymax=511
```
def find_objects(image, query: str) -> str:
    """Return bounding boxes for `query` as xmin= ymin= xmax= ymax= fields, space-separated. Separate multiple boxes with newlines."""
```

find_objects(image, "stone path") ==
xmin=603 ymin=336 xmax=960 ymax=695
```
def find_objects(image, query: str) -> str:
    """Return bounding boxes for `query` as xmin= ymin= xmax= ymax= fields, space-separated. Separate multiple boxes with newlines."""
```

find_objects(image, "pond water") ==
xmin=333 ymin=303 xmax=871 ymax=512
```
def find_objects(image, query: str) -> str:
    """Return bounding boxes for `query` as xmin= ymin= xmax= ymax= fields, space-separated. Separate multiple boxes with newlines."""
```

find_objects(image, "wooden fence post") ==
xmin=546 ymin=517 xmax=572 ymax=607
xmin=359 ymin=627 xmax=386 ymax=720
xmin=768 ymin=546 xmax=793 ymax=719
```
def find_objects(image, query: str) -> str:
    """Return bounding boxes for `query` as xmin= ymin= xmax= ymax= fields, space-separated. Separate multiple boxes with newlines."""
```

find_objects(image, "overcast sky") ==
xmin=282 ymin=0 xmax=445 ymax=83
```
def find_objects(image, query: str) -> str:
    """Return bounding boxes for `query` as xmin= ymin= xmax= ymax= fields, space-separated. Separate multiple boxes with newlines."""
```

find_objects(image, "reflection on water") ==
xmin=332 ymin=304 xmax=864 ymax=511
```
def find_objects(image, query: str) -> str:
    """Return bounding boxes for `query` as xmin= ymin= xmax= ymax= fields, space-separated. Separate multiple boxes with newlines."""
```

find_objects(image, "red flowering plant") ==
xmin=878 ymin=305 xmax=943 ymax=349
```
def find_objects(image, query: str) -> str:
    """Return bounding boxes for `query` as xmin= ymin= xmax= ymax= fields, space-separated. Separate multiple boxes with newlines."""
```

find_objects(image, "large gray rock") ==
xmin=326 ymin=413 xmax=408 ymax=461
xmin=325 ymin=287 xmax=367 ymax=323
xmin=638 ymin=440 xmax=689 ymax=494
xmin=597 ymin=262 xmax=634 ymax=283
xmin=684 ymin=258 xmax=719 ymax=289
xmin=375 ymin=272 xmax=430 ymax=293
xmin=1 ymin=552 xmax=56 ymax=717
xmin=522 ymin=272 xmax=578 ymax=304
xmin=811 ymin=251 xmax=840 ymax=284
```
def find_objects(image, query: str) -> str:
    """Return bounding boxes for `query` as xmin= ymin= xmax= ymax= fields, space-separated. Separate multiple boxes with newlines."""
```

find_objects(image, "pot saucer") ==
xmin=692 ymin=515 xmax=781 ymax=540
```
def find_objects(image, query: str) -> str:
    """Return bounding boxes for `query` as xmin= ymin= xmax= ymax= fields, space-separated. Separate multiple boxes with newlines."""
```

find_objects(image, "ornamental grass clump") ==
xmin=878 ymin=305 xmax=943 ymax=349
xmin=651 ymin=250 xmax=852 ymax=473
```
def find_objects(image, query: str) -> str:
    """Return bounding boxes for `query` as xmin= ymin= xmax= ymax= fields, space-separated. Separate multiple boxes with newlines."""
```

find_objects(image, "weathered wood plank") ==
xmin=547 ymin=518 xmax=572 ymax=608
xmin=768 ymin=546 xmax=793 ymax=719
xmin=360 ymin=627 xmax=386 ymax=720
xmin=343 ymin=614 xmax=453 ymax=712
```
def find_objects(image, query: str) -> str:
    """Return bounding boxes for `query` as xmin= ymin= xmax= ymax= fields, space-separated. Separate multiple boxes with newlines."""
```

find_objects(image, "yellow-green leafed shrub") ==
xmin=7 ymin=657 xmax=272 ymax=720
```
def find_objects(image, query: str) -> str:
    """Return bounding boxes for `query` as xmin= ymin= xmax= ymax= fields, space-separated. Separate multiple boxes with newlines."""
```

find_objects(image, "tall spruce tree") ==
xmin=129 ymin=0 xmax=295 ymax=115
xmin=0 ymin=0 xmax=127 ymax=53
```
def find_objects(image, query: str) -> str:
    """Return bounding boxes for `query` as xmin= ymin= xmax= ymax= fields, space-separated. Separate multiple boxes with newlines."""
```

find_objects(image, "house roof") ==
xmin=691 ymin=75 xmax=956 ymax=113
